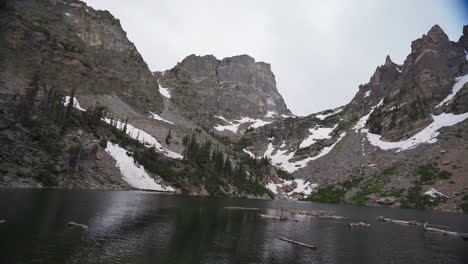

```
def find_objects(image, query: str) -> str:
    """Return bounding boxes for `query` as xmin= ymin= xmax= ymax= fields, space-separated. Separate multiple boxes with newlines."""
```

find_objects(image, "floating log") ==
xmin=377 ymin=216 xmax=451 ymax=229
xmin=0 ymin=220 xmax=6 ymax=224
xmin=258 ymin=214 xmax=299 ymax=222
xmin=349 ymin=222 xmax=370 ymax=228
xmin=224 ymin=207 xmax=262 ymax=210
xmin=66 ymin=221 xmax=88 ymax=230
xmin=320 ymin=215 xmax=349 ymax=220
xmin=288 ymin=209 xmax=332 ymax=216
xmin=277 ymin=236 xmax=318 ymax=250
xmin=423 ymin=223 xmax=468 ymax=240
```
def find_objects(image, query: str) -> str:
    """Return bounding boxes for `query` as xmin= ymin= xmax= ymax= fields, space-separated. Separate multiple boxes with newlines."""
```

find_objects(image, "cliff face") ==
xmin=157 ymin=54 xmax=292 ymax=129
xmin=366 ymin=25 xmax=466 ymax=141
xmin=0 ymin=0 xmax=163 ymax=115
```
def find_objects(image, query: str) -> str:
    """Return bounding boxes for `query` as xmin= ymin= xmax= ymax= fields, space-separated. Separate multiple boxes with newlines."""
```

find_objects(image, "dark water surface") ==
xmin=0 ymin=189 xmax=467 ymax=264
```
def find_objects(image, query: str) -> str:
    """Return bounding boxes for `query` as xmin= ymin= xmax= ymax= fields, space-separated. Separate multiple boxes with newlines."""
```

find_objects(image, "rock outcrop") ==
xmin=157 ymin=54 xmax=292 ymax=127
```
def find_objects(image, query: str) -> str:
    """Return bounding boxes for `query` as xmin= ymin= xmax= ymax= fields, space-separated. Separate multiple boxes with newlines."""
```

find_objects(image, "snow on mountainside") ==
xmin=105 ymin=142 xmax=175 ymax=192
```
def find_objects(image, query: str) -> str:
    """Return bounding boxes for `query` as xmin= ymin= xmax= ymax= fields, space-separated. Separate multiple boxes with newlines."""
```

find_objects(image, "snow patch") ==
xmin=266 ymin=179 xmax=318 ymax=199
xmin=299 ymin=124 xmax=337 ymax=149
xmin=63 ymin=96 xmax=86 ymax=111
xmin=265 ymin=111 xmax=277 ymax=118
xmin=364 ymin=90 xmax=371 ymax=98
xmin=364 ymin=112 xmax=468 ymax=152
xmin=436 ymin=74 xmax=468 ymax=107
xmin=158 ymin=84 xmax=172 ymax=99
xmin=424 ymin=188 xmax=448 ymax=199
xmin=353 ymin=99 xmax=384 ymax=131
xmin=105 ymin=142 xmax=175 ymax=192
xmin=102 ymin=118 xmax=183 ymax=159
xmin=64 ymin=13 xmax=71 ymax=16
xmin=315 ymin=108 xmax=343 ymax=120
xmin=243 ymin=149 xmax=256 ymax=158
xmin=150 ymin=112 xmax=174 ymax=125
xmin=214 ymin=116 xmax=272 ymax=133
xmin=264 ymin=133 xmax=346 ymax=173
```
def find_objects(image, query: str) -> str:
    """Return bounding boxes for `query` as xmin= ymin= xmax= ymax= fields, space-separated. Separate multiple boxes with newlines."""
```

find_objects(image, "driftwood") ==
xmin=349 ymin=222 xmax=370 ymax=228
xmin=423 ymin=223 xmax=468 ymax=240
xmin=224 ymin=207 xmax=262 ymax=210
xmin=378 ymin=216 xmax=451 ymax=229
xmin=0 ymin=220 xmax=6 ymax=224
xmin=288 ymin=209 xmax=332 ymax=216
xmin=66 ymin=221 xmax=88 ymax=230
xmin=258 ymin=214 xmax=299 ymax=222
xmin=320 ymin=215 xmax=349 ymax=220
xmin=277 ymin=236 xmax=318 ymax=250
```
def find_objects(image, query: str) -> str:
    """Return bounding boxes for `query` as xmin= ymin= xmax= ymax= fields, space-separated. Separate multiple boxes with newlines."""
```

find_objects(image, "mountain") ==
xmin=243 ymin=25 xmax=468 ymax=211
xmin=0 ymin=0 xmax=277 ymax=198
xmin=156 ymin=54 xmax=292 ymax=135
xmin=1 ymin=0 xmax=467 ymax=212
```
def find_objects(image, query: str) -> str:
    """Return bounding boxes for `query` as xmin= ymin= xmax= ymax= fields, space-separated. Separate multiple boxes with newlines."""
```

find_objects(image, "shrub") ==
xmin=0 ymin=167 xmax=8 ymax=174
xmin=416 ymin=164 xmax=452 ymax=183
xmin=36 ymin=170 xmax=59 ymax=187
xmin=277 ymin=169 xmax=294 ymax=180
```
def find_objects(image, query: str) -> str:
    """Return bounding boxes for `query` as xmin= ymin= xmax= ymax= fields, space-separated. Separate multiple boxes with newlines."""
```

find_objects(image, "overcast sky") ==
xmin=84 ymin=0 xmax=467 ymax=115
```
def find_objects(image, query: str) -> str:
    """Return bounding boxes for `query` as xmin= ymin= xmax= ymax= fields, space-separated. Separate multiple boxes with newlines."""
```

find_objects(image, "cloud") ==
xmin=83 ymin=0 xmax=466 ymax=115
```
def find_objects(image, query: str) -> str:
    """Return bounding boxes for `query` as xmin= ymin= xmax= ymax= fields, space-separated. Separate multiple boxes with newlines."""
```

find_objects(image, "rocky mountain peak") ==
xmin=177 ymin=54 xmax=219 ymax=80
xmin=384 ymin=55 xmax=393 ymax=67
xmin=159 ymin=53 xmax=291 ymax=127
xmin=458 ymin=25 xmax=468 ymax=50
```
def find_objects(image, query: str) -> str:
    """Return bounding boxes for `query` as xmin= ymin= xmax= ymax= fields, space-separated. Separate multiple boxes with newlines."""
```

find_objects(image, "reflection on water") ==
xmin=0 ymin=189 xmax=467 ymax=264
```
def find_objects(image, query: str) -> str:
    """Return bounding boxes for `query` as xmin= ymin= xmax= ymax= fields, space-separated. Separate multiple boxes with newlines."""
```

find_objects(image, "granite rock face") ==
xmin=0 ymin=0 xmax=163 ymax=115
xmin=366 ymin=25 xmax=466 ymax=141
xmin=158 ymin=54 xmax=292 ymax=127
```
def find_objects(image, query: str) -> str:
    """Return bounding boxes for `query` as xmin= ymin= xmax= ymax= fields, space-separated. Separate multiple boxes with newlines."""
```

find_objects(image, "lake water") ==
xmin=0 ymin=189 xmax=467 ymax=264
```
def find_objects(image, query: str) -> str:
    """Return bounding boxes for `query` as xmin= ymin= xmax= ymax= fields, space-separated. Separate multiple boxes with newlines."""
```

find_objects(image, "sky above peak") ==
xmin=84 ymin=0 xmax=467 ymax=115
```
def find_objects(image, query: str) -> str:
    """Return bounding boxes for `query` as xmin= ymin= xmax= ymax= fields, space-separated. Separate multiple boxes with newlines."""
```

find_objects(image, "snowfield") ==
xmin=214 ymin=116 xmax=272 ymax=133
xmin=266 ymin=179 xmax=318 ymax=199
xmin=102 ymin=118 xmax=183 ymax=159
xmin=63 ymin=96 xmax=182 ymax=160
xmin=355 ymin=74 xmax=468 ymax=152
xmin=158 ymin=84 xmax=172 ymax=99
xmin=150 ymin=112 xmax=174 ymax=125
xmin=315 ymin=108 xmax=343 ymax=120
xmin=299 ymin=124 xmax=337 ymax=149
xmin=264 ymin=133 xmax=346 ymax=173
xmin=436 ymin=74 xmax=468 ymax=107
xmin=364 ymin=112 xmax=468 ymax=152
xmin=105 ymin=141 xmax=175 ymax=192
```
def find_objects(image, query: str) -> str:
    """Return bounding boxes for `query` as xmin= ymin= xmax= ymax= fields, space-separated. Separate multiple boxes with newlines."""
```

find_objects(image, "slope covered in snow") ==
xmin=355 ymin=75 xmax=468 ymax=152
xmin=214 ymin=116 xmax=272 ymax=133
xmin=63 ymin=96 xmax=182 ymax=159
xmin=105 ymin=142 xmax=175 ymax=192
xmin=102 ymin=118 xmax=183 ymax=159
xmin=315 ymin=108 xmax=343 ymax=120
xmin=266 ymin=179 xmax=318 ymax=199
xmin=436 ymin=74 xmax=468 ymax=107
xmin=364 ymin=113 xmax=468 ymax=152
xmin=299 ymin=125 xmax=337 ymax=149
xmin=158 ymin=84 xmax=172 ymax=99
xmin=150 ymin=112 xmax=174 ymax=125
xmin=264 ymin=133 xmax=346 ymax=173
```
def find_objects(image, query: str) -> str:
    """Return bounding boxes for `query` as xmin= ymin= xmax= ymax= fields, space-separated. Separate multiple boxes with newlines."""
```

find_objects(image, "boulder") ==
xmin=376 ymin=197 xmax=397 ymax=205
